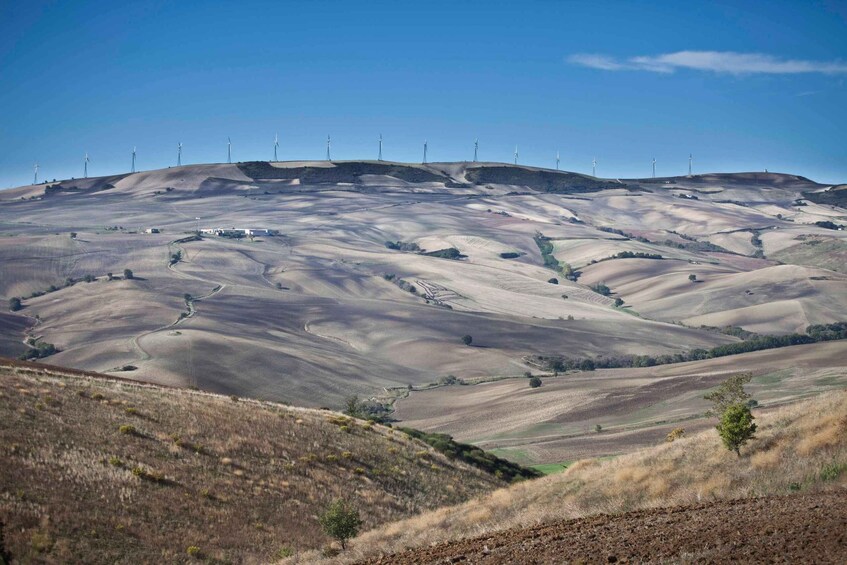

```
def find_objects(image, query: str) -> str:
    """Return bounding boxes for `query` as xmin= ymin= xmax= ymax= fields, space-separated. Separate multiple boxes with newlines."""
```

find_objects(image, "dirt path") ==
xmin=363 ymin=491 xmax=847 ymax=564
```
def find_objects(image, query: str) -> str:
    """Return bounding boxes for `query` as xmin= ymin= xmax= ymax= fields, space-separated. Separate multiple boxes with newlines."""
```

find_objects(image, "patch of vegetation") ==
xmin=123 ymin=269 xmax=134 ymax=280
xmin=803 ymin=185 xmax=847 ymax=207
xmin=424 ymin=247 xmax=465 ymax=260
xmin=528 ymin=376 xmax=542 ymax=388
xmin=597 ymin=227 xmax=732 ymax=254
xmin=499 ymin=252 xmax=521 ymax=259
xmin=535 ymin=322 xmax=847 ymax=371
xmin=319 ymin=500 xmax=361 ymax=550
xmin=465 ymin=166 xmax=627 ymax=194
xmin=8 ymin=297 xmax=21 ymax=312
xmin=384 ymin=241 xmax=421 ymax=252
xmin=169 ymin=251 xmax=182 ymax=265
xmin=814 ymin=220 xmax=845 ymax=230
xmin=534 ymin=232 xmax=577 ymax=280
xmin=383 ymin=273 xmax=418 ymax=294
xmin=716 ymin=403 xmax=757 ymax=456
xmin=590 ymin=283 xmax=611 ymax=296
xmin=19 ymin=340 xmax=58 ymax=361
xmin=461 ymin=335 xmax=473 ymax=346
xmin=398 ymin=428 xmax=542 ymax=482
xmin=238 ymin=161 xmax=449 ymax=185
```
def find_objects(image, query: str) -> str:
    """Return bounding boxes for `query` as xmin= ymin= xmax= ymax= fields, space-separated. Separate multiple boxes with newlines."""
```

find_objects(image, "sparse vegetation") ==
xmin=384 ymin=241 xmax=421 ymax=252
xmin=688 ymin=273 xmax=697 ymax=282
xmin=590 ymin=283 xmax=611 ymax=296
xmin=424 ymin=247 xmax=465 ymax=260
xmin=461 ymin=335 xmax=473 ymax=346
xmin=528 ymin=376 xmax=542 ymax=388
xmin=535 ymin=323 xmax=847 ymax=373
xmin=123 ymin=268 xmax=134 ymax=280
xmin=0 ymin=361 xmax=504 ymax=562
xmin=499 ymin=252 xmax=521 ymax=259
xmin=8 ymin=297 xmax=21 ymax=312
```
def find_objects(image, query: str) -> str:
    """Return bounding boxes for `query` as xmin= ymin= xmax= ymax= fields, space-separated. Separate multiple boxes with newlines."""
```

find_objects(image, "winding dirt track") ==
xmin=363 ymin=491 xmax=847 ymax=564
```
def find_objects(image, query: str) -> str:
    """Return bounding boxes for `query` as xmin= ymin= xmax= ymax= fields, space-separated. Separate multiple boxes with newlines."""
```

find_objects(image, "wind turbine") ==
xmin=84 ymin=153 xmax=90 ymax=178
xmin=378 ymin=134 xmax=383 ymax=161
xmin=652 ymin=157 xmax=656 ymax=179
xmin=473 ymin=138 xmax=479 ymax=162
xmin=514 ymin=145 xmax=519 ymax=165
xmin=556 ymin=150 xmax=560 ymax=171
xmin=688 ymin=153 xmax=693 ymax=176
xmin=423 ymin=140 xmax=428 ymax=164
xmin=592 ymin=157 xmax=597 ymax=177
xmin=131 ymin=147 xmax=136 ymax=173
xmin=274 ymin=133 xmax=279 ymax=162
xmin=33 ymin=162 xmax=39 ymax=184
xmin=326 ymin=135 xmax=331 ymax=161
xmin=227 ymin=137 xmax=232 ymax=164
xmin=177 ymin=142 xmax=182 ymax=167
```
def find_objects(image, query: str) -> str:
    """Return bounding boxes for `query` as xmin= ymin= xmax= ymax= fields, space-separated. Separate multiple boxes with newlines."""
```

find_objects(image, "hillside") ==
xmin=292 ymin=387 xmax=847 ymax=563
xmin=1 ymin=161 xmax=844 ymax=410
xmin=0 ymin=358 xmax=510 ymax=563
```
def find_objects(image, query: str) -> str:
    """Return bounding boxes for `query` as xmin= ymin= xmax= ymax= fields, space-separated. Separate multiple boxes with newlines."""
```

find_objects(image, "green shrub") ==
xmin=186 ymin=545 xmax=201 ymax=557
xmin=820 ymin=462 xmax=845 ymax=482
xmin=689 ymin=273 xmax=697 ymax=282
xmin=123 ymin=269 xmax=134 ymax=279
xmin=8 ymin=297 xmax=22 ymax=311
xmin=716 ymin=403 xmax=757 ymax=456
xmin=499 ymin=252 xmax=520 ymax=259
xmin=528 ymin=376 xmax=542 ymax=388
xmin=318 ymin=500 xmax=361 ymax=550
xmin=119 ymin=424 xmax=137 ymax=435
xmin=461 ymin=335 xmax=473 ymax=346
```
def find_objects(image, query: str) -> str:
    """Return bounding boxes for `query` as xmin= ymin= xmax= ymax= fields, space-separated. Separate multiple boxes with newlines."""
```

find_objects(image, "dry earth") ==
xmin=362 ymin=491 xmax=847 ymax=564
xmin=1 ymin=162 xmax=845 ymax=411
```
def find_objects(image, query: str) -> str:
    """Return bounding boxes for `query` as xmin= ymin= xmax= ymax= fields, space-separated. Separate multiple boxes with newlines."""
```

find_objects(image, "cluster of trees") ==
xmin=815 ymin=220 xmax=844 ymax=230
xmin=534 ymin=233 xmax=577 ymax=280
xmin=499 ymin=252 xmax=521 ymax=259
xmin=597 ymin=226 xmax=730 ymax=254
xmin=398 ymin=427 xmax=542 ymax=482
xmin=590 ymin=283 xmax=611 ymax=296
xmin=607 ymin=251 xmax=663 ymax=260
xmin=537 ymin=323 xmax=847 ymax=372
xmin=169 ymin=251 xmax=182 ymax=266
xmin=384 ymin=240 xmax=421 ymax=252
xmin=382 ymin=273 xmax=417 ymax=294
xmin=19 ymin=340 xmax=57 ymax=361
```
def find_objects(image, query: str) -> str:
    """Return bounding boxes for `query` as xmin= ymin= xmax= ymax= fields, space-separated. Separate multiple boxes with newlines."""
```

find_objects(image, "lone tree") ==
xmin=614 ymin=297 xmax=624 ymax=307
xmin=704 ymin=373 xmax=752 ymax=416
xmin=716 ymin=403 xmax=757 ymax=456
xmin=528 ymin=376 xmax=542 ymax=388
xmin=688 ymin=273 xmax=697 ymax=282
xmin=343 ymin=395 xmax=363 ymax=418
xmin=319 ymin=499 xmax=361 ymax=550
xmin=461 ymin=334 xmax=473 ymax=346
xmin=8 ymin=297 xmax=21 ymax=312
xmin=123 ymin=269 xmax=134 ymax=280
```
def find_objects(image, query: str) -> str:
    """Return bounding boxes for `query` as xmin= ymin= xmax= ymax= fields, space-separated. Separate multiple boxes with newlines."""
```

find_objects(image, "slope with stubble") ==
xmin=0 ymin=359 xmax=505 ymax=564
xmin=291 ymin=388 xmax=847 ymax=563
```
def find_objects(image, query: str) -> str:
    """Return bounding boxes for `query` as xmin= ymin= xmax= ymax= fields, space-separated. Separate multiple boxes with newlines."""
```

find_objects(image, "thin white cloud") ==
xmin=568 ymin=51 xmax=847 ymax=75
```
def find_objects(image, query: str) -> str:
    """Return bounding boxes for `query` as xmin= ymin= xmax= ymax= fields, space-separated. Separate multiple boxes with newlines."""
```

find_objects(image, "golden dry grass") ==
xmin=291 ymin=388 xmax=847 ymax=563
xmin=0 ymin=360 xmax=503 ymax=563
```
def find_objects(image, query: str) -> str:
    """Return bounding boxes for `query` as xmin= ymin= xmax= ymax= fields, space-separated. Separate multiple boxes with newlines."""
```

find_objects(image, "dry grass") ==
xmin=0 ymin=360 xmax=503 ymax=563
xmin=292 ymin=388 xmax=847 ymax=563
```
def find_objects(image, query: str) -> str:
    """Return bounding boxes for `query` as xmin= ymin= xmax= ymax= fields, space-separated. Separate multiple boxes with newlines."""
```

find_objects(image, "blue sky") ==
xmin=1 ymin=0 xmax=846 ymax=187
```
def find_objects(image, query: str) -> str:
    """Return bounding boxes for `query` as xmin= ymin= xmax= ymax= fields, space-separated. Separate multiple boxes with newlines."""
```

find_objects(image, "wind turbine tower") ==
xmin=423 ymin=140 xmax=428 ymax=164
xmin=33 ymin=162 xmax=38 ymax=184
xmin=227 ymin=137 xmax=232 ymax=164
xmin=514 ymin=145 xmax=519 ymax=165
xmin=131 ymin=147 xmax=136 ymax=173
xmin=556 ymin=150 xmax=560 ymax=171
xmin=326 ymin=135 xmax=331 ymax=161
xmin=592 ymin=157 xmax=597 ymax=177
xmin=378 ymin=134 xmax=383 ymax=161
xmin=473 ymin=138 xmax=478 ymax=162
xmin=688 ymin=153 xmax=693 ymax=176
xmin=274 ymin=133 xmax=279 ymax=162
xmin=652 ymin=157 xmax=656 ymax=178
xmin=178 ymin=143 xmax=182 ymax=167
xmin=84 ymin=153 xmax=89 ymax=178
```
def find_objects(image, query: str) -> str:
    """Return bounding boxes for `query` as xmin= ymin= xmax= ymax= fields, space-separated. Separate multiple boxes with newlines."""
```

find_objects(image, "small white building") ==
xmin=145 ymin=228 xmax=160 ymax=234
xmin=244 ymin=228 xmax=272 ymax=236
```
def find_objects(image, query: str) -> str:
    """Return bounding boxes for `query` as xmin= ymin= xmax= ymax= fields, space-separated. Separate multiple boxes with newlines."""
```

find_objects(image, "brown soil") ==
xmin=363 ymin=491 xmax=847 ymax=564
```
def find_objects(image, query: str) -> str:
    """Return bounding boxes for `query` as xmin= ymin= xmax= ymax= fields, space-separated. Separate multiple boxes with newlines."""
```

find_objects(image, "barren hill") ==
xmin=0 ymin=358 xmax=509 ymax=563
xmin=0 ymin=161 xmax=845 ymax=410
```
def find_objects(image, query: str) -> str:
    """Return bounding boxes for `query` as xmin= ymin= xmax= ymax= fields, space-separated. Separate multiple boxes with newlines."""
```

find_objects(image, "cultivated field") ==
xmin=1 ymin=161 xmax=844 ymax=412
xmin=394 ymin=341 xmax=847 ymax=464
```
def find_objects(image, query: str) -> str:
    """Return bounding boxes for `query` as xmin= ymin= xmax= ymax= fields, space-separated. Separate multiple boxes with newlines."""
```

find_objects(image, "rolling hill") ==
xmin=0 ymin=358 xmax=512 ymax=563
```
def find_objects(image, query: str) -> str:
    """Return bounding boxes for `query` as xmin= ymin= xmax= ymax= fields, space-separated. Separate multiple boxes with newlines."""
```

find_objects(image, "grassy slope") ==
xmin=0 ymin=359 xmax=505 ymax=564
xmin=294 ymin=388 xmax=847 ymax=563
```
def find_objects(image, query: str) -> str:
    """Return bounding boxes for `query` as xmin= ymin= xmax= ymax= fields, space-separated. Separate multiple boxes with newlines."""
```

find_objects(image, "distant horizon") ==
xmin=2 ymin=1 xmax=845 ymax=187
xmin=5 ymin=156 xmax=840 ymax=192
